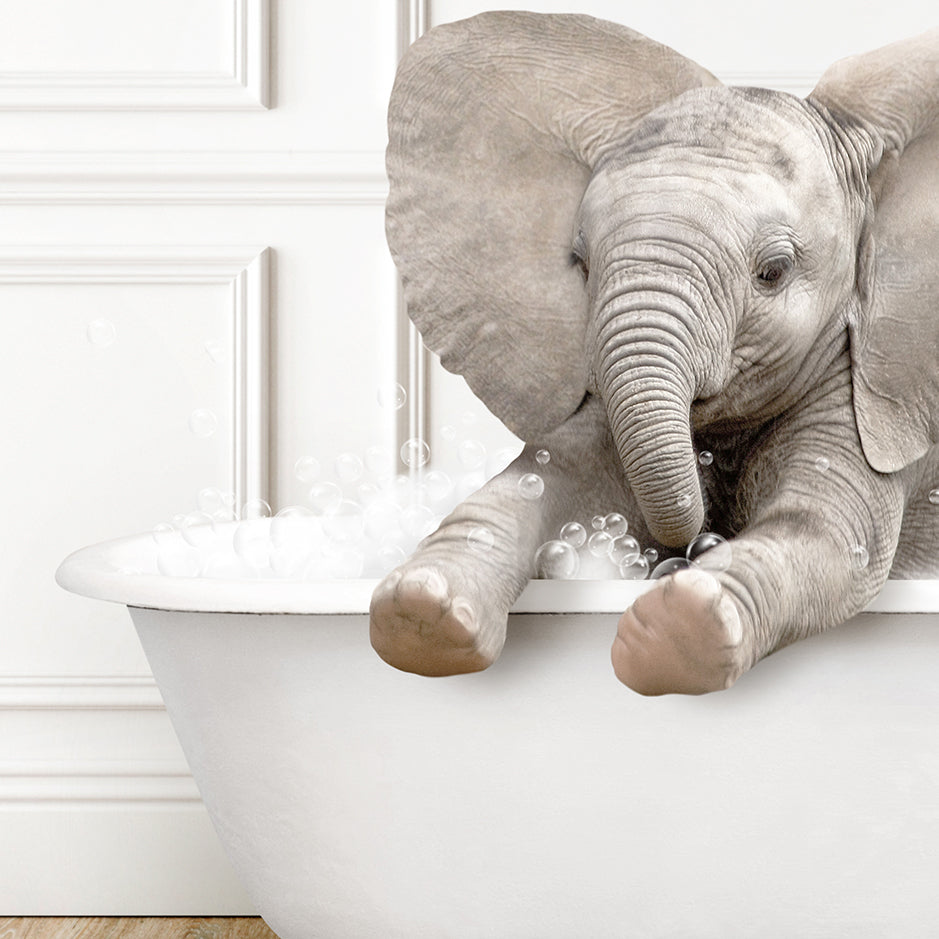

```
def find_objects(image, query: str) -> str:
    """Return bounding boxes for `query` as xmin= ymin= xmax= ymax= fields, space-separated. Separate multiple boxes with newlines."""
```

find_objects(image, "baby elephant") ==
xmin=370 ymin=13 xmax=939 ymax=694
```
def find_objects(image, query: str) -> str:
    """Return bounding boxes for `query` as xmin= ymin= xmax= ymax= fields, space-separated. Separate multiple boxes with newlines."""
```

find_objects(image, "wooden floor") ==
xmin=0 ymin=920 xmax=279 ymax=939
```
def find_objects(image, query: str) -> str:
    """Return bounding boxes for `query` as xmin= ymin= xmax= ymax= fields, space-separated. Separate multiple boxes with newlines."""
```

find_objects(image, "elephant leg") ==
xmin=370 ymin=396 xmax=639 ymax=676
xmin=612 ymin=393 xmax=909 ymax=695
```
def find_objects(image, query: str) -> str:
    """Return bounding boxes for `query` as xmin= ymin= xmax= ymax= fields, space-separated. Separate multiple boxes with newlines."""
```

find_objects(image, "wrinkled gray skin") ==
xmin=371 ymin=13 xmax=939 ymax=694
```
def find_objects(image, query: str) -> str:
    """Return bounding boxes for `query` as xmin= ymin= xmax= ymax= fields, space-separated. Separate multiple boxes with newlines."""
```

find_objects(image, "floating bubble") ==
xmin=650 ymin=557 xmax=692 ymax=579
xmin=687 ymin=531 xmax=731 ymax=572
xmin=467 ymin=526 xmax=494 ymax=553
xmin=377 ymin=543 xmax=407 ymax=574
xmin=440 ymin=424 xmax=457 ymax=441
xmin=334 ymin=452 xmax=364 ymax=485
xmin=517 ymin=473 xmax=544 ymax=501
xmin=850 ymin=543 xmax=870 ymax=570
xmin=322 ymin=500 xmax=365 ymax=544
xmin=619 ymin=554 xmax=650 ymax=580
xmin=241 ymin=498 xmax=272 ymax=520
xmin=698 ymin=450 xmax=714 ymax=467
xmin=587 ymin=530 xmax=614 ymax=557
xmin=534 ymin=540 xmax=579 ymax=579
xmin=676 ymin=493 xmax=693 ymax=509
xmin=309 ymin=481 xmax=343 ymax=515
xmin=400 ymin=503 xmax=437 ymax=539
xmin=591 ymin=515 xmax=605 ymax=530
xmin=157 ymin=544 xmax=201 ymax=578
xmin=377 ymin=382 xmax=406 ymax=410
xmin=609 ymin=534 xmax=641 ymax=567
xmin=400 ymin=437 xmax=430 ymax=468
xmin=86 ymin=318 xmax=116 ymax=347
xmin=294 ymin=456 xmax=321 ymax=484
xmin=203 ymin=339 xmax=225 ymax=363
xmin=271 ymin=506 xmax=317 ymax=556
xmin=814 ymin=456 xmax=830 ymax=473
xmin=180 ymin=512 xmax=218 ymax=548
xmin=424 ymin=469 xmax=454 ymax=505
xmin=196 ymin=487 xmax=225 ymax=517
xmin=233 ymin=519 xmax=272 ymax=569
xmin=603 ymin=513 xmax=628 ymax=538
xmin=356 ymin=481 xmax=381 ymax=506
xmin=152 ymin=522 xmax=176 ymax=547
xmin=929 ymin=488 xmax=939 ymax=505
xmin=189 ymin=408 xmax=218 ymax=438
xmin=461 ymin=411 xmax=477 ymax=426
xmin=559 ymin=521 xmax=587 ymax=548
xmin=535 ymin=449 xmax=551 ymax=465
xmin=643 ymin=548 xmax=659 ymax=564
xmin=457 ymin=439 xmax=487 ymax=471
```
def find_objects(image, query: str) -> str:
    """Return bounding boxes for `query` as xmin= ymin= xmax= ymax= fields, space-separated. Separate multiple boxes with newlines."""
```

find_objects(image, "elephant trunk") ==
xmin=596 ymin=309 xmax=708 ymax=548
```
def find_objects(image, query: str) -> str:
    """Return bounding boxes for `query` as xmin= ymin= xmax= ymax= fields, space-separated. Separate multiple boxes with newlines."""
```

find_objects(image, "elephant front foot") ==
xmin=369 ymin=564 xmax=507 ymax=676
xmin=611 ymin=567 xmax=751 ymax=695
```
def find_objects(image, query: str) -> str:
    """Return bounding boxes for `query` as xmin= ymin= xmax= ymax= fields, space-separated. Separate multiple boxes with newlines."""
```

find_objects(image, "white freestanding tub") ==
xmin=57 ymin=528 xmax=939 ymax=939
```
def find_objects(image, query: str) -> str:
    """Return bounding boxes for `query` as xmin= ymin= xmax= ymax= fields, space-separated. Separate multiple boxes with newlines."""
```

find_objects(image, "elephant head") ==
xmin=385 ymin=13 xmax=939 ymax=547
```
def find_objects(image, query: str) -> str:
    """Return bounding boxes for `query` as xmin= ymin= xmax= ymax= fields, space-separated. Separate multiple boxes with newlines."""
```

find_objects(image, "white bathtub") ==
xmin=57 ymin=528 xmax=939 ymax=939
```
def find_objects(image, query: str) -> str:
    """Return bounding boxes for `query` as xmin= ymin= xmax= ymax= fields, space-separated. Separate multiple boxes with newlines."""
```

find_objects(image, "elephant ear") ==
xmin=810 ymin=30 xmax=939 ymax=473
xmin=385 ymin=12 xmax=719 ymax=439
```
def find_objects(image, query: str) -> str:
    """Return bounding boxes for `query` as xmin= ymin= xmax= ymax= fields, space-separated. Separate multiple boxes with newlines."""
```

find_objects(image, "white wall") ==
xmin=0 ymin=0 xmax=932 ymax=915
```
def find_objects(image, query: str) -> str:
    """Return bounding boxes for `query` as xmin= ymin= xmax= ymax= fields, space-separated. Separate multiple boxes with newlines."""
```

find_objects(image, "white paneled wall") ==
xmin=0 ymin=0 xmax=932 ymax=914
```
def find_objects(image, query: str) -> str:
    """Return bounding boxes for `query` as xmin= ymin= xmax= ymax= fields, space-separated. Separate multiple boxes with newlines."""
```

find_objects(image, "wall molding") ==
xmin=0 ymin=245 xmax=270 ymax=510
xmin=0 ymin=151 xmax=387 ymax=204
xmin=0 ymin=0 xmax=269 ymax=110
xmin=0 ymin=675 xmax=162 ymax=710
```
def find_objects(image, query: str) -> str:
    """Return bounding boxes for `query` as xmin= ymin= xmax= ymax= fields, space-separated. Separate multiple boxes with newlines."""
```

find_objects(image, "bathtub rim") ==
xmin=55 ymin=528 xmax=939 ymax=615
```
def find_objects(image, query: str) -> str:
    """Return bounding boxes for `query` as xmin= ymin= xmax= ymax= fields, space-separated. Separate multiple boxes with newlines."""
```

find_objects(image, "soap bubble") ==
xmin=517 ymin=473 xmax=544 ymax=500
xmin=603 ymin=513 xmax=628 ymax=538
xmin=197 ymin=487 xmax=225 ymax=517
xmin=814 ymin=456 xmax=830 ymax=473
xmin=698 ymin=450 xmax=714 ymax=467
xmin=152 ymin=522 xmax=176 ymax=547
xmin=294 ymin=456 xmax=321 ymax=483
xmin=461 ymin=411 xmax=477 ymax=426
xmin=180 ymin=512 xmax=218 ymax=548
xmin=322 ymin=500 xmax=365 ymax=544
xmin=929 ymin=488 xmax=939 ymax=505
xmin=643 ymin=548 xmax=659 ymax=564
xmin=356 ymin=481 xmax=381 ymax=506
xmin=591 ymin=515 xmax=605 ymax=530
xmin=377 ymin=382 xmax=406 ymax=410
xmin=86 ymin=318 xmax=116 ymax=347
xmin=157 ymin=544 xmax=201 ymax=578
xmin=534 ymin=540 xmax=579 ymax=579
xmin=400 ymin=437 xmax=430 ymax=468
xmin=400 ymin=503 xmax=437 ymax=539
xmin=676 ymin=493 xmax=693 ymax=509
xmin=189 ymin=409 xmax=218 ymax=438
xmin=424 ymin=470 xmax=453 ymax=505
xmin=241 ymin=498 xmax=272 ymax=520
xmin=650 ymin=557 xmax=692 ymax=579
xmin=440 ymin=424 xmax=457 ymax=441
xmin=467 ymin=526 xmax=495 ymax=553
xmin=559 ymin=521 xmax=587 ymax=548
xmin=587 ymin=530 xmax=613 ymax=557
xmin=619 ymin=554 xmax=650 ymax=580
xmin=457 ymin=439 xmax=487 ymax=470
xmin=687 ymin=532 xmax=731 ymax=572
xmin=609 ymin=534 xmax=641 ymax=567
xmin=377 ymin=543 xmax=407 ymax=574
xmin=850 ymin=543 xmax=870 ymax=570
xmin=535 ymin=449 xmax=551 ymax=465
xmin=233 ymin=519 xmax=272 ymax=569
xmin=334 ymin=452 xmax=364 ymax=485
xmin=309 ymin=481 xmax=343 ymax=515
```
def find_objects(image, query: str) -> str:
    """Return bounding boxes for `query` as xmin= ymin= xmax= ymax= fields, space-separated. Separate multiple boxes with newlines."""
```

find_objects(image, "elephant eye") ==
xmin=755 ymin=256 xmax=793 ymax=289
xmin=571 ymin=250 xmax=589 ymax=281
